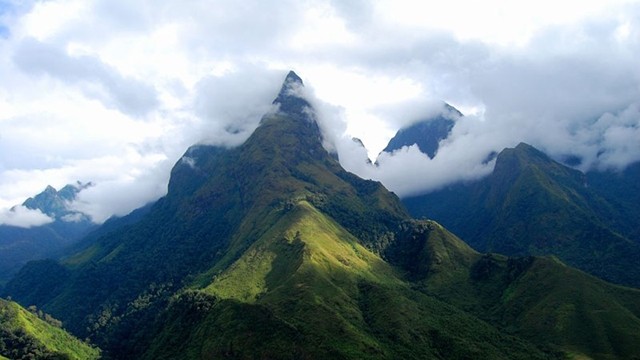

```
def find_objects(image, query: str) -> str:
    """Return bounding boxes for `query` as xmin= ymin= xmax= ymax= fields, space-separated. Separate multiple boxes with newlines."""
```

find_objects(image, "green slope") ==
xmin=4 ymin=72 xmax=640 ymax=360
xmin=143 ymin=201 xmax=553 ymax=359
xmin=404 ymin=143 xmax=640 ymax=288
xmin=0 ymin=299 xmax=99 ymax=359
xmin=2 ymin=71 xmax=408 ymax=357
xmin=403 ymin=224 xmax=640 ymax=359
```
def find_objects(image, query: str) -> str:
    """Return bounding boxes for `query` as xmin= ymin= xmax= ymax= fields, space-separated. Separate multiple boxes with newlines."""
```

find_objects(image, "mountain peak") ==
xmin=284 ymin=70 xmax=303 ymax=85
xmin=272 ymin=70 xmax=310 ymax=116
xmin=22 ymin=182 xmax=92 ymax=220
xmin=380 ymin=102 xmax=460 ymax=159
xmin=504 ymin=142 xmax=552 ymax=164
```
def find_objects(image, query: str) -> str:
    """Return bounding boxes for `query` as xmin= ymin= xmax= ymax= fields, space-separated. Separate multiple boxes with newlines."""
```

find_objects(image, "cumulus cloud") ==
xmin=1 ymin=0 xmax=640 ymax=220
xmin=191 ymin=66 xmax=284 ymax=147
xmin=0 ymin=205 xmax=53 ymax=228
xmin=64 ymin=150 xmax=173 ymax=223
xmin=331 ymin=111 xmax=498 ymax=197
xmin=13 ymin=38 xmax=159 ymax=116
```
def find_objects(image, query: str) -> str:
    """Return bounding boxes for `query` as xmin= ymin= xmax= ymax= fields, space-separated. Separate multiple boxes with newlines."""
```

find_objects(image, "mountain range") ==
xmin=0 ymin=182 xmax=95 ymax=285
xmin=403 ymin=142 xmax=640 ymax=288
xmin=2 ymin=71 xmax=640 ymax=359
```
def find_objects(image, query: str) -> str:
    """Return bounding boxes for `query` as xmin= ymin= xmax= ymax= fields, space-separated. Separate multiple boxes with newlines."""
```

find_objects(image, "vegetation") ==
xmin=0 ymin=298 xmax=99 ymax=359
xmin=404 ymin=142 xmax=640 ymax=288
xmin=144 ymin=201 xmax=555 ymax=359
xmin=3 ymin=72 xmax=640 ymax=359
xmin=400 ymin=223 xmax=640 ymax=360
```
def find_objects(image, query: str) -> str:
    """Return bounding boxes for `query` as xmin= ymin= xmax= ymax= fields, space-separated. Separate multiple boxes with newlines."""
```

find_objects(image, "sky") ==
xmin=1 ymin=0 xmax=639 ymax=227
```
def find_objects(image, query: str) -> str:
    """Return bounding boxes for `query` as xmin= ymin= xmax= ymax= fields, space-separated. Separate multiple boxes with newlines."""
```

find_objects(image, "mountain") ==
xmin=586 ymin=161 xmax=640 ymax=242
xmin=4 ymin=72 xmax=640 ymax=359
xmin=380 ymin=103 xmax=461 ymax=159
xmin=408 ymin=229 xmax=640 ymax=360
xmin=403 ymin=142 xmax=640 ymax=288
xmin=0 ymin=298 xmax=99 ymax=359
xmin=0 ymin=182 xmax=95 ymax=285
xmin=22 ymin=182 xmax=92 ymax=221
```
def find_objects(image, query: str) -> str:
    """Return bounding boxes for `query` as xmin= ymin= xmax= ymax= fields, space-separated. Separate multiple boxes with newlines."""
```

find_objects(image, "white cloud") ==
xmin=0 ymin=0 xmax=639 ymax=221
xmin=13 ymin=38 xmax=159 ymax=116
xmin=0 ymin=205 xmax=53 ymax=228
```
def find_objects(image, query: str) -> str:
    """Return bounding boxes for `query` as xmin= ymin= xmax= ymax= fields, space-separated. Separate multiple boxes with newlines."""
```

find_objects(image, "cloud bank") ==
xmin=0 ymin=205 xmax=53 ymax=228
xmin=0 ymin=0 xmax=639 ymax=220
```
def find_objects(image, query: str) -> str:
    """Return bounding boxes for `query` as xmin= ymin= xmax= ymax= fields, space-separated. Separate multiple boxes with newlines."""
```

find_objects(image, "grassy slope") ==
xmin=410 ymin=225 xmax=640 ymax=359
xmin=5 ymin=78 xmax=639 ymax=360
xmin=144 ymin=202 xmax=554 ymax=360
xmin=0 ymin=299 xmax=99 ymax=359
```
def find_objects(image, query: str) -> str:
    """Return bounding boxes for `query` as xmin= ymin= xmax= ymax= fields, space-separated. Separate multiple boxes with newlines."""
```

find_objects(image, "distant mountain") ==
xmin=380 ymin=103 xmax=461 ymax=159
xmin=0 ymin=182 xmax=95 ymax=285
xmin=5 ymin=73 xmax=640 ymax=359
xmin=403 ymin=142 xmax=640 ymax=288
xmin=22 ymin=182 xmax=92 ymax=221
xmin=0 ymin=298 xmax=99 ymax=359
xmin=586 ymin=161 xmax=640 ymax=242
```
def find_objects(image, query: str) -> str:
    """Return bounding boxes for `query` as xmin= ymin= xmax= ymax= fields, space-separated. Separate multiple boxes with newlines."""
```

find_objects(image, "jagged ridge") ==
xmin=4 ymin=73 xmax=640 ymax=359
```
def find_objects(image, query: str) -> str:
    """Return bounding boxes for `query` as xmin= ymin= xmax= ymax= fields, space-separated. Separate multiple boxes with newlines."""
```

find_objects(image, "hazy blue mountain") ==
xmin=380 ymin=103 xmax=461 ymax=159
xmin=0 ymin=182 xmax=95 ymax=285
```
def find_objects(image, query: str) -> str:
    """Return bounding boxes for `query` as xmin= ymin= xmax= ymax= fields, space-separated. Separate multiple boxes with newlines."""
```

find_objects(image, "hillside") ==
xmin=404 ymin=142 xmax=640 ymax=288
xmin=144 ymin=202 xmax=552 ymax=359
xmin=0 ymin=298 xmax=99 ymax=359
xmin=394 ymin=221 xmax=640 ymax=360
xmin=4 ymin=72 xmax=640 ymax=359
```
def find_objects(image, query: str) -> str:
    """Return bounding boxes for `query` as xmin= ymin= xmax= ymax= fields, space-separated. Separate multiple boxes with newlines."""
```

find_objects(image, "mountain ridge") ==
xmin=403 ymin=142 xmax=640 ymax=288
xmin=4 ymin=72 xmax=640 ymax=359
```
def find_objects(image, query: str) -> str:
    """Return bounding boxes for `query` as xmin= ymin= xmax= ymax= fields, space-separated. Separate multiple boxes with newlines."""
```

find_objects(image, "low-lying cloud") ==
xmin=0 ymin=205 xmax=53 ymax=228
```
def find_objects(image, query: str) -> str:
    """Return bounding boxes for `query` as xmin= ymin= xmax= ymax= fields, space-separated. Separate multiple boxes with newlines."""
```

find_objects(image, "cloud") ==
xmin=64 ymin=150 xmax=173 ymax=223
xmin=331 ymin=111 xmax=498 ymax=197
xmin=310 ymin=4 xmax=640 ymax=196
xmin=191 ymin=66 xmax=284 ymax=147
xmin=1 ymin=0 xmax=640 ymax=220
xmin=13 ymin=38 xmax=159 ymax=116
xmin=0 ymin=205 xmax=53 ymax=228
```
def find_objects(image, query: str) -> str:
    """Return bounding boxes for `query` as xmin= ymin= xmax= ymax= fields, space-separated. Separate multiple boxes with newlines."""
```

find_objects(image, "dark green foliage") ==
xmin=0 ymin=299 xmax=99 ymax=359
xmin=3 ymin=260 xmax=69 ymax=307
xmin=5 ymin=73 xmax=640 ymax=360
xmin=586 ymin=162 xmax=640 ymax=241
xmin=405 ymin=142 xmax=640 ymax=287
xmin=142 ymin=292 xmax=312 ymax=360
xmin=396 ymin=222 xmax=640 ymax=359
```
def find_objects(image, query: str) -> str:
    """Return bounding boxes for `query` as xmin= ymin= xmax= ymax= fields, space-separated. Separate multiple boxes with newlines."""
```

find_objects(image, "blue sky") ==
xmin=0 ymin=1 xmax=12 ymax=37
